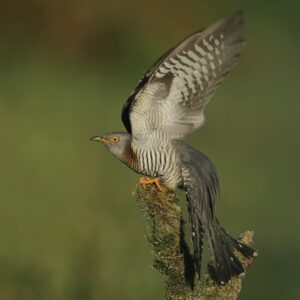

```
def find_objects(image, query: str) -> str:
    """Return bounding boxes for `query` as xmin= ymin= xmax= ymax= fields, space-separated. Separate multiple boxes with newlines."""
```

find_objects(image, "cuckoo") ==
xmin=91 ymin=11 xmax=256 ymax=285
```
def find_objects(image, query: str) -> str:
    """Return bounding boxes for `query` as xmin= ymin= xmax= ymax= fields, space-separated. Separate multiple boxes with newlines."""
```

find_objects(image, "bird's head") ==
xmin=90 ymin=132 xmax=132 ymax=161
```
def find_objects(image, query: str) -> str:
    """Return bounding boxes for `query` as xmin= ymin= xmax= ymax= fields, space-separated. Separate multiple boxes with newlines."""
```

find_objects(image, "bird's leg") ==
xmin=139 ymin=177 xmax=164 ymax=192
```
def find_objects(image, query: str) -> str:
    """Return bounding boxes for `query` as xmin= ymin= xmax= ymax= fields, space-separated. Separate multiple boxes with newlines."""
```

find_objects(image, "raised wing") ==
xmin=122 ymin=11 xmax=245 ymax=140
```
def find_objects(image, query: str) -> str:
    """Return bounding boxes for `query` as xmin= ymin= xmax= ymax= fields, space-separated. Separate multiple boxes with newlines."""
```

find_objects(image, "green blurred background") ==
xmin=0 ymin=0 xmax=299 ymax=299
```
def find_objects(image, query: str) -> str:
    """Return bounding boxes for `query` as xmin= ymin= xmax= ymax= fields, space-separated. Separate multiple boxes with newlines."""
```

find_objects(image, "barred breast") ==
xmin=131 ymin=138 xmax=182 ymax=190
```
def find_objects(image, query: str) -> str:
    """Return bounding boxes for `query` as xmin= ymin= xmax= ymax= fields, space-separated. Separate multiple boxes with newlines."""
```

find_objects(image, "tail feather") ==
xmin=207 ymin=220 xmax=255 ymax=284
xmin=178 ymin=143 xmax=256 ymax=284
xmin=186 ymin=190 xmax=204 ymax=278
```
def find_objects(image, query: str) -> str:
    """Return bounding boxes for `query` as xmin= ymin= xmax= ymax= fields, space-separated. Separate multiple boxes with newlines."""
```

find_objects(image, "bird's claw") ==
xmin=139 ymin=177 xmax=164 ymax=192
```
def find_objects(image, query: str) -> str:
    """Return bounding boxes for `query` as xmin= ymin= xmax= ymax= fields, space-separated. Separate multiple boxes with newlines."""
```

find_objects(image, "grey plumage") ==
xmin=178 ymin=143 xmax=255 ymax=283
xmin=92 ymin=11 xmax=256 ymax=285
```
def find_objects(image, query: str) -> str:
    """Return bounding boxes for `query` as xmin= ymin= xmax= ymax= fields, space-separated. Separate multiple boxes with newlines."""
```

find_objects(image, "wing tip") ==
xmin=227 ymin=10 xmax=245 ymax=28
xmin=231 ymin=10 xmax=245 ymax=24
xmin=233 ymin=9 xmax=244 ymax=19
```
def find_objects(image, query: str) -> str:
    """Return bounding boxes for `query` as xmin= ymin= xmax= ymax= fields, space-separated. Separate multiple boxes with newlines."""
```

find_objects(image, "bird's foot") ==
xmin=139 ymin=177 xmax=164 ymax=192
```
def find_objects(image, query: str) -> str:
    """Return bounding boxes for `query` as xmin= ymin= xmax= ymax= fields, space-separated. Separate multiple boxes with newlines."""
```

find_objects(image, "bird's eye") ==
xmin=111 ymin=136 xmax=120 ymax=143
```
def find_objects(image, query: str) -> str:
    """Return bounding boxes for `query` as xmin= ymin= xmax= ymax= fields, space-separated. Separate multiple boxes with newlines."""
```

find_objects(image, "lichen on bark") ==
xmin=136 ymin=183 xmax=255 ymax=300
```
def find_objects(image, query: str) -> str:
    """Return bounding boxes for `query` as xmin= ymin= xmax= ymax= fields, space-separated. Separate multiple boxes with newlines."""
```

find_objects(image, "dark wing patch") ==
xmin=121 ymin=46 xmax=175 ymax=133
xmin=121 ymin=75 xmax=149 ymax=133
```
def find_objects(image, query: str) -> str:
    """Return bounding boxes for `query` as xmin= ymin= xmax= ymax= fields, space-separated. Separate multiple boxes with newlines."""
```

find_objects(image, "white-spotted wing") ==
xmin=122 ymin=11 xmax=245 ymax=141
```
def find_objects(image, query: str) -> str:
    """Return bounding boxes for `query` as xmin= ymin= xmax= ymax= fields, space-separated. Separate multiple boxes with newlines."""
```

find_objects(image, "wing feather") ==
xmin=122 ymin=11 xmax=245 ymax=140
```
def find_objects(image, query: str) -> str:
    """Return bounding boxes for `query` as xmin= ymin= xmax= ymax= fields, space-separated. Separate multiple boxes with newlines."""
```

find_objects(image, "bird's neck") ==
xmin=119 ymin=138 xmax=139 ymax=171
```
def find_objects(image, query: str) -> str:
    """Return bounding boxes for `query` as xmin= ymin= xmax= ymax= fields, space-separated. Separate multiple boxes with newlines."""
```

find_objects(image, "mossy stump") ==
xmin=136 ymin=183 xmax=255 ymax=300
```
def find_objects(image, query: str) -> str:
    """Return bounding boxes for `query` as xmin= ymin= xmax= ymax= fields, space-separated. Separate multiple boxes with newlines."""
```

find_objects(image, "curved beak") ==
xmin=90 ymin=136 xmax=108 ymax=144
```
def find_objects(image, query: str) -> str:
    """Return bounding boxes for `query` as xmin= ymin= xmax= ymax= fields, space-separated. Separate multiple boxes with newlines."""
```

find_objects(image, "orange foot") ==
xmin=139 ymin=177 xmax=164 ymax=192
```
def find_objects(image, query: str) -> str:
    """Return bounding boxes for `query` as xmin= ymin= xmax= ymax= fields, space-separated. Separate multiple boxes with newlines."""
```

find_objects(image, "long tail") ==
xmin=206 ymin=218 xmax=256 ymax=284
xmin=179 ymin=143 xmax=256 ymax=284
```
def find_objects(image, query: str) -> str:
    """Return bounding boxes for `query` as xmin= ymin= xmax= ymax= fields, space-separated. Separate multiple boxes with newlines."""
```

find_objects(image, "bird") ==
xmin=91 ymin=11 xmax=257 ymax=285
